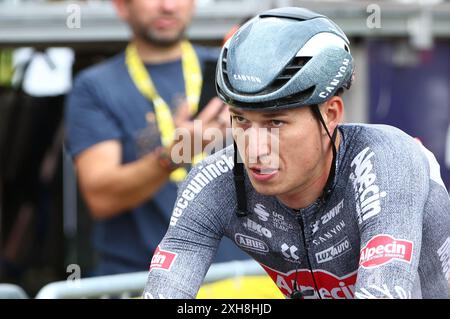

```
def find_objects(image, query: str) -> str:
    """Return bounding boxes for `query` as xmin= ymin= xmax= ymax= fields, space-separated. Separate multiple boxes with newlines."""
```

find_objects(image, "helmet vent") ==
xmin=222 ymin=47 xmax=242 ymax=94
xmin=263 ymin=56 xmax=311 ymax=93
xmin=221 ymin=47 xmax=228 ymax=74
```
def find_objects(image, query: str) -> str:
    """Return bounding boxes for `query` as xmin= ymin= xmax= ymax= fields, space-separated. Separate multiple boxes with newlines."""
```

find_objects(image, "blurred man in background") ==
xmin=65 ymin=0 xmax=249 ymax=276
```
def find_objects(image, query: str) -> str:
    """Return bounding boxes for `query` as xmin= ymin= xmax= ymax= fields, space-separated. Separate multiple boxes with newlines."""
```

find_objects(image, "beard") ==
xmin=135 ymin=25 xmax=186 ymax=48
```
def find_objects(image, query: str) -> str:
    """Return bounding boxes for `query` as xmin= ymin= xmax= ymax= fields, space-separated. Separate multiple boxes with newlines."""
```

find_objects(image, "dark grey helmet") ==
xmin=216 ymin=7 xmax=354 ymax=110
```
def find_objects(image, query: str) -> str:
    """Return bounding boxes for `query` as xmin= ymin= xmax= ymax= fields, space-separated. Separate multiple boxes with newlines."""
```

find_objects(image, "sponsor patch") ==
xmin=312 ymin=200 xmax=344 ymax=235
xmin=149 ymin=246 xmax=177 ymax=272
xmin=312 ymin=220 xmax=346 ymax=246
xmin=316 ymin=236 xmax=352 ymax=264
xmin=359 ymin=234 xmax=413 ymax=269
xmin=242 ymin=218 xmax=272 ymax=238
xmin=254 ymin=203 xmax=270 ymax=222
xmin=321 ymin=200 xmax=344 ymax=225
xmin=260 ymin=264 xmax=357 ymax=299
xmin=349 ymin=147 xmax=387 ymax=224
xmin=272 ymin=211 xmax=294 ymax=232
xmin=281 ymin=243 xmax=300 ymax=262
xmin=235 ymin=233 xmax=269 ymax=254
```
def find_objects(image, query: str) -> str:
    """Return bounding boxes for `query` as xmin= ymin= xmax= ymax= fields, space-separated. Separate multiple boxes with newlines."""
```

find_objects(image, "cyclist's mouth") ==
xmin=248 ymin=166 xmax=278 ymax=181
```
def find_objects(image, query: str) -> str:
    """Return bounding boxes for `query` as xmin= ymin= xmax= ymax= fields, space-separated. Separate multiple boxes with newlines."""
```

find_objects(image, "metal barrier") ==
xmin=0 ymin=284 xmax=29 ymax=299
xmin=35 ymin=259 xmax=265 ymax=299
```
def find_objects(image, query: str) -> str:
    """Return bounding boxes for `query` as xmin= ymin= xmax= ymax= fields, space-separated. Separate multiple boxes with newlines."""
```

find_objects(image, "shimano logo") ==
xmin=319 ymin=58 xmax=350 ymax=99
xmin=254 ymin=203 xmax=270 ymax=222
xmin=233 ymin=74 xmax=262 ymax=83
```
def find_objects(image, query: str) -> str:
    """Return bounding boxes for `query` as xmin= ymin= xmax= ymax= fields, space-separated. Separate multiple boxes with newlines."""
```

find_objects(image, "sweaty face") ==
xmin=230 ymin=106 xmax=329 ymax=204
xmin=122 ymin=0 xmax=195 ymax=47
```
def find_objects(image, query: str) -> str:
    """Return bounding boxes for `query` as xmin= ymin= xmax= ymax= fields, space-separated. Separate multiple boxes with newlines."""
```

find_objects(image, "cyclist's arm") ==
xmin=142 ymin=164 xmax=231 ymax=298
xmin=352 ymin=141 xmax=434 ymax=299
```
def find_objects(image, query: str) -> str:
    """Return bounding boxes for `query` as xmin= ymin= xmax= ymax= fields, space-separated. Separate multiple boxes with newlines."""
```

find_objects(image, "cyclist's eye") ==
xmin=270 ymin=120 xmax=284 ymax=127
xmin=232 ymin=115 xmax=247 ymax=125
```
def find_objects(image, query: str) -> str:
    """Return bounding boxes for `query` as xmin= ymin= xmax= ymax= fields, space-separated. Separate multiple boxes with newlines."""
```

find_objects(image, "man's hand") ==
xmin=172 ymin=97 xmax=229 ymax=161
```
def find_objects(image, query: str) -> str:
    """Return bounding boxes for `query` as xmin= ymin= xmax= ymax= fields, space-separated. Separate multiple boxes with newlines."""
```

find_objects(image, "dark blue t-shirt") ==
xmin=65 ymin=46 xmax=250 ymax=275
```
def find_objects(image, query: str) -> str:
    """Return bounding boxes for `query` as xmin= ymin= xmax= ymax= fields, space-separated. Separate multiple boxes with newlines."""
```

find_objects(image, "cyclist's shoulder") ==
xmin=341 ymin=123 xmax=412 ymax=143
xmin=340 ymin=123 xmax=425 ymax=162
xmin=339 ymin=123 xmax=434 ymax=192
xmin=181 ymin=145 xmax=236 ymax=196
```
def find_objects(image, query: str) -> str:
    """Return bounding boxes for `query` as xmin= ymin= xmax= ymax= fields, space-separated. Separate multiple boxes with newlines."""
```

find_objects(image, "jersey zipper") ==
xmin=298 ymin=215 xmax=322 ymax=299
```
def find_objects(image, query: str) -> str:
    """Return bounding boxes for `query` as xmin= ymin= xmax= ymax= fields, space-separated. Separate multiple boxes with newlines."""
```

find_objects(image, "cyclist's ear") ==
xmin=320 ymin=96 xmax=344 ymax=134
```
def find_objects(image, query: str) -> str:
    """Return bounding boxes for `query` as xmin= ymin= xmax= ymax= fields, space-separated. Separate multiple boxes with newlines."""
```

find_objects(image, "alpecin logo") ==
xmin=149 ymin=246 xmax=177 ymax=272
xmin=260 ymin=263 xmax=357 ymax=299
xmin=359 ymin=234 xmax=413 ymax=269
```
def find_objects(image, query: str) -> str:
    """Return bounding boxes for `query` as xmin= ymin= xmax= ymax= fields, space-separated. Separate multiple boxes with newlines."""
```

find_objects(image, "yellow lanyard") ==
xmin=0 ymin=49 xmax=13 ymax=87
xmin=126 ymin=40 xmax=203 ymax=182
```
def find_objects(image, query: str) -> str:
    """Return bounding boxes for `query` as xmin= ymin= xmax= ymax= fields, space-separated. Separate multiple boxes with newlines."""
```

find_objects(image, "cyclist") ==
xmin=143 ymin=7 xmax=450 ymax=299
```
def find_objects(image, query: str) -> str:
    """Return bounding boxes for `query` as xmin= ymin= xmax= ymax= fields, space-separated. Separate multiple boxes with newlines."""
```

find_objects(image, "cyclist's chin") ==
xmin=249 ymin=176 xmax=285 ymax=196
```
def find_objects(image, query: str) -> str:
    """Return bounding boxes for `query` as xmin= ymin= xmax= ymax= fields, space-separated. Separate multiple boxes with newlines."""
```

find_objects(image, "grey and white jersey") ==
xmin=143 ymin=124 xmax=450 ymax=299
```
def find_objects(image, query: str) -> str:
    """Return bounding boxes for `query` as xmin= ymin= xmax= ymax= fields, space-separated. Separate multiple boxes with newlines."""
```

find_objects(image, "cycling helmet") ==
xmin=216 ymin=7 xmax=354 ymax=110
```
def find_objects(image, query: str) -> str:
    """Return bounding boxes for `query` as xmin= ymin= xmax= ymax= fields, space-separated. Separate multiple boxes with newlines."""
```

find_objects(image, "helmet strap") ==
xmin=233 ymin=140 xmax=248 ymax=217
xmin=310 ymin=105 xmax=338 ymax=203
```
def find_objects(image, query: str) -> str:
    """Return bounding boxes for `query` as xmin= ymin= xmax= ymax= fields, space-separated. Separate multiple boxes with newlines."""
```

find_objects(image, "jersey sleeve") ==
xmin=142 ymin=159 xmax=235 ymax=299
xmin=351 ymin=136 xmax=441 ymax=299
xmin=65 ymin=72 xmax=122 ymax=158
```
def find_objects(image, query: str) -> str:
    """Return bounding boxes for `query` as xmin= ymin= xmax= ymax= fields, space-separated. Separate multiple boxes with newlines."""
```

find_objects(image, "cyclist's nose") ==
xmin=247 ymin=127 xmax=271 ymax=165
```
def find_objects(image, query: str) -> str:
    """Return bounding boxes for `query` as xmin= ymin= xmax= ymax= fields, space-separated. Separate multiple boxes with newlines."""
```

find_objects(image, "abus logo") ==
xmin=359 ymin=235 xmax=413 ymax=269
xmin=235 ymin=233 xmax=269 ymax=254
xmin=261 ymin=264 xmax=357 ymax=299
xmin=233 ymin=74 xmax=262 ymax=83
xmin=316 ymin=236 xmax=352 ymax=264
xmin=149 ymin=246 xmax=177 ymax=272
xmin=243 ymin=218 xmax=272 ymax=238
xmin=254 ymin=203 xmax=270 ymax=222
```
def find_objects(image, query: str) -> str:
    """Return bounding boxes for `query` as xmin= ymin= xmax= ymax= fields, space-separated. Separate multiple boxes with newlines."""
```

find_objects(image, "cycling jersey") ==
xmin=143 ymin=124 xmax=450 ymax=299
